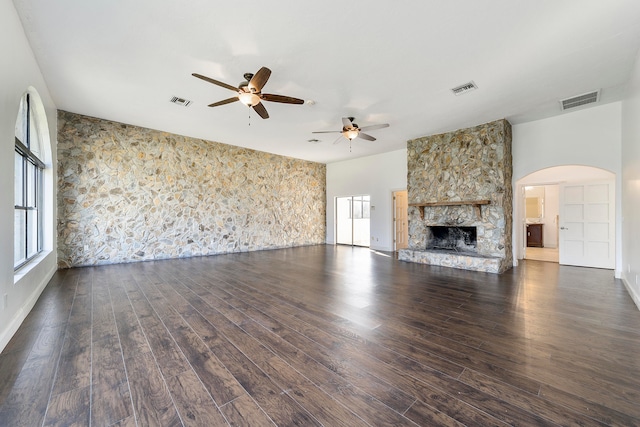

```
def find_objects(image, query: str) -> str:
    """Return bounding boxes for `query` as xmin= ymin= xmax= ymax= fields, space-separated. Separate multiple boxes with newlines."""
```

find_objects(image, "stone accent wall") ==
xmin=57 ymin=111 xmax=326 ymax=268
xmin=399 ymin=119 xmax=513 ymax=273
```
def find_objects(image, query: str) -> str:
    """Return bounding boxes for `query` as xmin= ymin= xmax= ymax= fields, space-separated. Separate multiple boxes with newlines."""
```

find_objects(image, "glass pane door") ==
xmin=336 ymin=196 xmax=353 ymax=245
xmin=336 ymin=195 xmax=370 ymax=247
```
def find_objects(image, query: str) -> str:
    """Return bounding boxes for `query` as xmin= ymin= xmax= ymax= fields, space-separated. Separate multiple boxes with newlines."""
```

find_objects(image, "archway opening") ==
xmin=515 ymin=165 xmax=616 ymax=268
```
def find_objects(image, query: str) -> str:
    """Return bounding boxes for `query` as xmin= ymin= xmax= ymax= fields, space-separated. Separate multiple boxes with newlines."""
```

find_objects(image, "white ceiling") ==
xmin=14 ymin=0 xmax=640 ymax=164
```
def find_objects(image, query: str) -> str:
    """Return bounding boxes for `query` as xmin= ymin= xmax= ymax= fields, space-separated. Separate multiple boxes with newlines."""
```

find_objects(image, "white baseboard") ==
xmin=0 ymin=265 xmax=56 ymax=353
xmin=622 ymin=274 xmax=640 ymax=312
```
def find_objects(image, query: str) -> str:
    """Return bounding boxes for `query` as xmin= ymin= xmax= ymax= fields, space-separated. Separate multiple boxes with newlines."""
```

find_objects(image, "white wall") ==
xmin=621 ymin=50 xmax=640 ymax=310
xmin=326 ymin=149 xmax=407 ymax=251
xmin=0 ymin=0 xmax=58 ymax=351
xmin=512 ymin=102 xmax=623 ymax=275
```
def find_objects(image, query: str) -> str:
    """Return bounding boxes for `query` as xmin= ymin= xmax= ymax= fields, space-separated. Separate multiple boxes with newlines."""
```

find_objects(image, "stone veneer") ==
xmin=57 ymin=111 xmax=326 ymax=268
xmin=399 ymin=119 xmax=513 ymax=273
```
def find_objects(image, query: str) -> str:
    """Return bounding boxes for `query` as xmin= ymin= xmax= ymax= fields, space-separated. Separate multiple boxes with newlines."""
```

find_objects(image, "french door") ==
xmin=336 ymin=195 xmax=370 ymax=247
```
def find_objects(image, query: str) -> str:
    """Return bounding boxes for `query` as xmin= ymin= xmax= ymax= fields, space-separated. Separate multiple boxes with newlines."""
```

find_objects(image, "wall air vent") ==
xmin=170 ymin=96 xmax=192 ymax=107
xmin=451 ymin=81 xmax=478 ymax=96
xmin=560 ymin=90 xmax=599 ymax=111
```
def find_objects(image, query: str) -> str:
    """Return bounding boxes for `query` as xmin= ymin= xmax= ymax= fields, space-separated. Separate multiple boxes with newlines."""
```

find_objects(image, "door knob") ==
xmin=560 ymin=226 xmax=568 ymax=230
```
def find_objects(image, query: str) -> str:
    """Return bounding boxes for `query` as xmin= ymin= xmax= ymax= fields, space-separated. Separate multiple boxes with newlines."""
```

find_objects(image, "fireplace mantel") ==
xmin=409 ymin=200 xmax=490 ymax=219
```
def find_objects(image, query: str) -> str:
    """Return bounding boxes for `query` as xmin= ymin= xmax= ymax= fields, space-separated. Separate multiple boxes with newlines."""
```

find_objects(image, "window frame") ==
xmin=350 ymin=195 xmax=371 ymax=220
xmin=14 ymin=94 xmax=45 ymax=271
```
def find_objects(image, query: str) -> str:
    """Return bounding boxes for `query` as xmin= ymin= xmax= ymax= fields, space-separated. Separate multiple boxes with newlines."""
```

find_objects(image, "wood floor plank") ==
xmin=91 ymin=334 xmax=134 ymax=426
xmin=107 ymin=273 xmax=152 ymax=361
xmin=155 ymin=307 xmax=246 ymax=406
xmin=375 ymin=322 xmax=545 ymax=396
xmin=167 ymin=269 xmax=417 ymax=415
xmin=458 ymin=368 xmax=610 ymax=426
xmin=1 ymin=270 xmax=73 ymax=355
xmin=182 ymin=292 xmax=371 ymax=427
xmin=165 ymin=368 xmax=229 ymax=427
xmin=0 ymin=350 xmax=26 ymax=405
xmin=50 ymin=334 xmax=91 ymax=396
xmin=43 ymin=385 xmax=90 ymax=427
xmin=3 ymin=246 xmax=640 ymax=426
xmin=538 ymin=382 xmax=640 ymax=426
xmin=117 ymin=286 xmax=185 ymax=379
xmin=92 ymin=271 xmax=119 ymax=342
xmin=0 ymin=348 xmax=63 ymax=427
xmin=65 ymin=272 xmax=92 ymax=343
xmin=219 ymin=394 xmax=276 ymax=426
xmin=209 ymin=338 xmax=323 ymax=427
xmin=173 ymin=304 xmax=323 ymax=426
xmin=133 ymin=275 xmax=247 ymax=407
xmin=170 ymin=264 xmax=513 ymax=426
xmin=239 ymin=317 xmax=419 ymax=426
xmin=124 ymin=351 xmax=182 ymax=426
xmin=403 ymin=398 xmax=467 ymax=427
xmin=153 ymin=294 xmax=318 ymax=425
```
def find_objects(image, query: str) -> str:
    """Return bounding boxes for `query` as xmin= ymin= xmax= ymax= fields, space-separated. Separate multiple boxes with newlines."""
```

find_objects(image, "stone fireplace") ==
xmin=399 ymin=119 xmax=513 ymax=273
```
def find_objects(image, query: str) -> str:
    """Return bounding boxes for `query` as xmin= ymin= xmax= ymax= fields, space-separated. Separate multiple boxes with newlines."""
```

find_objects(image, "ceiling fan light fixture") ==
xmin=238 ymin=92 xmax=261 ymax=107
xmin=344 ymin=129 xmax=359 ymax=140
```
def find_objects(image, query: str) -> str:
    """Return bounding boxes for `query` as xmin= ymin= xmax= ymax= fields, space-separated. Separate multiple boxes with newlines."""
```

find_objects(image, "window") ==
xmin=14 ymin=93 xmax=45 ymax=270
xmin=351 ymin=195 xmax=370 ymax=219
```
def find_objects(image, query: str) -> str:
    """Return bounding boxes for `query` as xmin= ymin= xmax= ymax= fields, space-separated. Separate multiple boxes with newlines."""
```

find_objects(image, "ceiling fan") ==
xmin=192 ymin=67 xmax=304 ymax=119
xmin=312 ymin=117 xmax=390 ymax=143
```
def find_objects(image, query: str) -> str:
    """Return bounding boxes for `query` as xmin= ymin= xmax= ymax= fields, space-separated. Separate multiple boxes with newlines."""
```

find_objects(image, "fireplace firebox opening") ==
xmin=426 ymin=226 xmax=477 ymax=253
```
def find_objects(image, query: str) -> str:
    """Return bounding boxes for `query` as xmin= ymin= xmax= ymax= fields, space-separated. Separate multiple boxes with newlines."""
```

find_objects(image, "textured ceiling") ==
xmin=14 ymin=0 xmax=640 ymax=163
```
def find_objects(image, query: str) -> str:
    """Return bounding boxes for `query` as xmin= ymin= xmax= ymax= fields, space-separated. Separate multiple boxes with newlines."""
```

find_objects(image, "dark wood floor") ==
xmin=1 ymin=245 xmax=640 ymax=426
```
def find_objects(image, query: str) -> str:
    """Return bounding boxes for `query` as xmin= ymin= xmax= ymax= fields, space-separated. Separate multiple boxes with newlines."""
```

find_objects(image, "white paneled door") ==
xmin=559 ymin=180 xmax=614 ymax=269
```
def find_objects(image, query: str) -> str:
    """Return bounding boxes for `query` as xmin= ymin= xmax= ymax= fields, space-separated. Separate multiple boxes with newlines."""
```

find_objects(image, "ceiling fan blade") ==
xmin=332 ymin=135 xmax=345 ymax=145
xmin=342 ymin=117 xmax=354 ymax=128
xmin=248 ymin=67 xmax=271 ymax=92
xmin=312 ymin=130 xmax=341 ymax=134
xmin=252 ymin=102 xmax=269 ymax=119
xmin=208 ymin=97 xmax=239 ymax=107
xmin=357 ymin=132 xmax=376 ymax=141
xmin=359 ymin=123 xmax=389 ymax=132
xmin=192 ymin=73 xmax=238 ymax=92
xmin=261 ymin=94 xmax=305 ymax=104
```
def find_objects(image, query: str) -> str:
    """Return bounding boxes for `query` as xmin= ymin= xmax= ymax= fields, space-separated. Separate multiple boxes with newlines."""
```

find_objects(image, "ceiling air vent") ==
xmin=451 ymin=81 xmax=478 ymax=96
xmin=560 ymin=90 xmax=599 ymax=111
xmin=170 ymin=96 xmax=192 ymax=107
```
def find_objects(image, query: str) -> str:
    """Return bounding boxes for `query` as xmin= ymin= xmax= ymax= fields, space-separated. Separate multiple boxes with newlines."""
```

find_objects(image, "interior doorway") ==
xmin=336 ymin=195 xmax=370 ymax=247
xmin=524 ymin=184 xmax=559 ymax=262
xmin=516 ymin=166 xmax=616 ymax=270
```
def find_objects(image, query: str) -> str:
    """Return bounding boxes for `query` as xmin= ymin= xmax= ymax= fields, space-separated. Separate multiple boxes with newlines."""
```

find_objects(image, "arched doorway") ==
xmin=515 ymin=165 xmax=616 ymax=269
